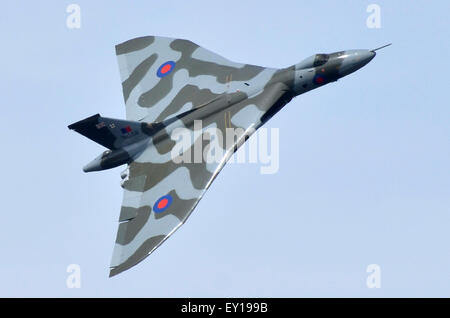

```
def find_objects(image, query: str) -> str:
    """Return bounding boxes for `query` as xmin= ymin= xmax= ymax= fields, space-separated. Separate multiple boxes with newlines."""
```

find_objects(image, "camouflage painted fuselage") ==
xmin=69 ymin=36 xmax=377 ymax=277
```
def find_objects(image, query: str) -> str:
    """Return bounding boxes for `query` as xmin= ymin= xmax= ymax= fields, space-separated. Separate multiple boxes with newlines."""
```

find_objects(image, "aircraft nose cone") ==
xmin=339 ymin=50 xmax=376 ymax=77
xmin=360 ymin=50 xmax=376 ymax=64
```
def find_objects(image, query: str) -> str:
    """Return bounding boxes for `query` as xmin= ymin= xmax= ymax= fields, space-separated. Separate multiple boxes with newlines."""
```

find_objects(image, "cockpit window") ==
xmin=313 ymin=54 xmax=329 ymax=67
xmin=296 ymin=54 xmax=330 ymax=70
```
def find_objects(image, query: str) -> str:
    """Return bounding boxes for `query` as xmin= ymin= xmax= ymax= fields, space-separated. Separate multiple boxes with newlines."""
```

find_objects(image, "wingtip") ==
xmin=109 ymin=266 xmax=122 ymax=278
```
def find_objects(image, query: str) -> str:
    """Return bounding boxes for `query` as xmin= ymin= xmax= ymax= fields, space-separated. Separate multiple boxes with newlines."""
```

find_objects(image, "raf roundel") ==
xmin=153 ymin=194 xmax=173 ymax=213
xmin=156 ymin=61 xmax=176 ymax=78
xmin=313 ymin=74 xmax=326 ymax=85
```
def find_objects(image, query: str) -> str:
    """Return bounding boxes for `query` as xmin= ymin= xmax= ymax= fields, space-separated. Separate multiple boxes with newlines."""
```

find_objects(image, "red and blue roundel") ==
xmin=157 ymin=61 xmax=176 ymax=78
xmin=153 ymin=194 xmax=173 ymax=213
xmin=313 ymin=74 xmax=326 ymax=85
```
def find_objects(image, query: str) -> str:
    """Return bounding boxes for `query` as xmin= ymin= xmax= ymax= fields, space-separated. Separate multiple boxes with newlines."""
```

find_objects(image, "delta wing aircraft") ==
xmin=69 ymin=36 xmax=389 ymax=276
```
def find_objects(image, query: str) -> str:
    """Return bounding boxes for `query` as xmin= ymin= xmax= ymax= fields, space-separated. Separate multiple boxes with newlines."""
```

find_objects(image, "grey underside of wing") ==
xmin=109 ymin=82 xmax=289 ymax=277
xmin=115 ymin=35 xmax=279 ymax=122
xmin=110 ymin=35 xmax=289 ymax=277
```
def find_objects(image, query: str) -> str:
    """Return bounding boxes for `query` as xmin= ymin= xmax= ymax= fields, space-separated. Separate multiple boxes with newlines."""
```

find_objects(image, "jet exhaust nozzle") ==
xmin=83 ymin=149 xmax=131 ymax=172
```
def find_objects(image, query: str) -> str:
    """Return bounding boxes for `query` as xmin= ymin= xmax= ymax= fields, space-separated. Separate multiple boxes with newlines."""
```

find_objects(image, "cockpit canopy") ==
xmin=295 ymin=54 xmax=330 ymax=70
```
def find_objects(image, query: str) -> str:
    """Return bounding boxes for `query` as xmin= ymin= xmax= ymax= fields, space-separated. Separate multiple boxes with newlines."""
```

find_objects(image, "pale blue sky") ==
xmin=1 ymin=0 xmax=449 ymax=297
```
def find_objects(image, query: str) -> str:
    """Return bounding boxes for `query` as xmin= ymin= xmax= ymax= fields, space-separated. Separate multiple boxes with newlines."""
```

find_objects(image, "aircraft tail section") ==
xmin=68 ymin=114 xmax=148 ymax=150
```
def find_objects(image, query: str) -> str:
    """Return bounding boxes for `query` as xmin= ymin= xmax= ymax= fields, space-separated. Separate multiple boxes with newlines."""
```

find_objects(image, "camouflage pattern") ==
xmin=69 ymin=35 xmax=378 ymax=277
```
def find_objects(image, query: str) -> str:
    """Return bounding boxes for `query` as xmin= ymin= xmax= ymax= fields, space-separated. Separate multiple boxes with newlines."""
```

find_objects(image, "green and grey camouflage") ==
xmin=68 ymin=36 xmax=384 ymax=277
